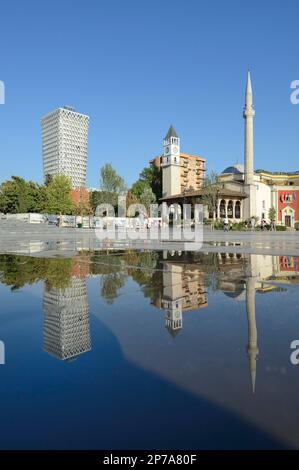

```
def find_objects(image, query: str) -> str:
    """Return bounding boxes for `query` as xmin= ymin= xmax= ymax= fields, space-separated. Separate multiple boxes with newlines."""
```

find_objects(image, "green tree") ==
xmin=0 ymin=177 xmax=48 ymax=214
xmin=0 ymin=176 xmax=30 ymax=213
xmin=201 ymin=171 xmax=222 ymax=229
xmin=139 ymin=165 xmax=162 ymax=200
xmin=90 ymin=190 xmax=118 ymax=215
xmin=100 ymin=163 xmax=127 ymax=194
xmin=268 ymin=206 xmax=276 ymax=222
xmin=131 ymin=179 xmax=148 ymax=199
xmin=139 ymin=186 xmax=156 ymax=213
xmin=27 ymin=181 xmax=48 ymax=213
xmin=45 ymin=175 xmax=74 ymax=219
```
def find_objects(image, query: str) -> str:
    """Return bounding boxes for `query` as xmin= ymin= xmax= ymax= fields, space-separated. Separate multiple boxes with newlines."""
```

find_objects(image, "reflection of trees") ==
xmin=100 ymin=273 xmax=126 ymax=304
xmin=0 ymin=255 xmax=73 ymax=290
xmin=90 ymin=251 xmax=162 ymax=305
xmin=125 ymin=251 xmax=163 ymax=303
xmin=91 ymin=252 xmax=127 ymax=305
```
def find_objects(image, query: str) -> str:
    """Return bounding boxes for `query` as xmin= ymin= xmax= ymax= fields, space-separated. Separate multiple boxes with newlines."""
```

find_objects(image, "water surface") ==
xmin=0 ymin=251 xmax=298 ymax=449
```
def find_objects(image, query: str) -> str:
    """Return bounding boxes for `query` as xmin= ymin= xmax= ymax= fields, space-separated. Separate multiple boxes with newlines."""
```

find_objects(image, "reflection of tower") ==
xmin=43 ymin=278 xmax=91 ymax=360
xmin=164 ymin=299 xmax=183 ymax=338
xmin=162 ymin=264 xmax=184 ymax=338
xmin=246 ymin=272 xmax=259 ymax=394
xmin=160 ymin=260 xmax=207 ymax=337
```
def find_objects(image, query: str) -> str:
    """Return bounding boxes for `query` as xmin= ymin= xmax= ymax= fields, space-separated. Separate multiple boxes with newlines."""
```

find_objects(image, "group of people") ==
xmin=223 ymin=217 xmax=276 ymax=231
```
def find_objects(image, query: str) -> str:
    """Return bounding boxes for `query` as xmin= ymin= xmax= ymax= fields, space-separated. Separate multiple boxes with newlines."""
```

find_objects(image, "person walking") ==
xmin=223 ymin=217 xmax=229 ymax=232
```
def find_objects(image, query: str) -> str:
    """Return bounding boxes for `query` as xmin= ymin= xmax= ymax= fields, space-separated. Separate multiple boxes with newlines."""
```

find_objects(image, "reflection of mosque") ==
xmin=154 ymin=250 xmax=298 ymax=393
xmin=43 ymin=277 xmax=91 ymax=360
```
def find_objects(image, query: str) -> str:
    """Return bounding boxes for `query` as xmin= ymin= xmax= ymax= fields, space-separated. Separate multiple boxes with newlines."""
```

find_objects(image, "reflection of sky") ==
xmin=0 ymin=260 xmax=299 ymax=449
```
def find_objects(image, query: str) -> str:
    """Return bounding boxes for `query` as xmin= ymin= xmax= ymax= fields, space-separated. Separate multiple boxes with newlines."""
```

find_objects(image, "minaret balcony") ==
xmin=243 ymin=107 xmax=255 ymax=118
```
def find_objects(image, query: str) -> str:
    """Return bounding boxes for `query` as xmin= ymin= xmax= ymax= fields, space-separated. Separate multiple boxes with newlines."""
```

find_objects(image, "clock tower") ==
xmin=161 ymin=125 xmax=181 ymax=198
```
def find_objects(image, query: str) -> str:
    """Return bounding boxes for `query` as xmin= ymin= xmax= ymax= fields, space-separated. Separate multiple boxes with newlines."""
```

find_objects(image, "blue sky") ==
xmin=0 ymin=0 xmax=298 ymax=188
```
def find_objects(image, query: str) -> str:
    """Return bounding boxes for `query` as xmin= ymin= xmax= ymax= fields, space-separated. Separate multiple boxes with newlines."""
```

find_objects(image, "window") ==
xmin=227 ymin=200 xmax=233 ymax=218
xmin=235 ymin=201 xmax=241 ymax=219
xmin=220 ymin=200 xmax=226 ymax=218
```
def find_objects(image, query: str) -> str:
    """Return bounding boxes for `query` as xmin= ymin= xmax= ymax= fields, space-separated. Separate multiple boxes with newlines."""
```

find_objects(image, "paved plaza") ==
xmin=0 ymin=219 xmax=298 ymax=257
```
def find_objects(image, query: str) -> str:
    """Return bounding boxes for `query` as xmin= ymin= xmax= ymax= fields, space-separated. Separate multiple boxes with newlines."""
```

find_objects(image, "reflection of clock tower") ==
xmin=161 ymin=125 xmax=181 ymax=198
xmin=163 ymin=299 xmax=183 ymax=338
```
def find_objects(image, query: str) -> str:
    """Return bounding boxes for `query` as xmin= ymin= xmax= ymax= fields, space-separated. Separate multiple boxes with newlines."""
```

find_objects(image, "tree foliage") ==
xmin=131 ymin=165 xmax=162 ymax=201
xmin=139 ymin=186 xmax=156 ymax=212
xmin=0 ymin=176 xmax=47 ymax=214
xmin=268 ymin=206 xmax=276 ymax=222
xmin=90 ymin=190 xmax=119 ymax=215
xmin=201 ymin=171 xmax=222 ymax=228
xmin=45 ymin=175 xmax=74 ymax=215
xmin=100 ymin=163 xmax=127 ymax=194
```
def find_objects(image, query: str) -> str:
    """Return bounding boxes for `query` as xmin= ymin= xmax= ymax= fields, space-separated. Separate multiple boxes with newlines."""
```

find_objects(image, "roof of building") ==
xmin=160 ymin=187 xmax=248 ymax=201
xmin=150 ymin=152 xmax=206 ymax=165
xmin=256 ymin=169 xmax=299 ymax=176
xmin=165 ymin=125 xmax=178 ymax=139
xmin=222 ymin=163 xmax=244 ymax=175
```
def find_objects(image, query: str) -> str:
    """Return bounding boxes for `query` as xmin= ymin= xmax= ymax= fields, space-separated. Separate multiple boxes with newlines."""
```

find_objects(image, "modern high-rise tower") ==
xmin=41 ymin=106 xmax=89 ymax=188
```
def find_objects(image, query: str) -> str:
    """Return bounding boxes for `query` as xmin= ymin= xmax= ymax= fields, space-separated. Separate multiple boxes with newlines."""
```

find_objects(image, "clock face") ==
xmin=165 ymin=146 xmax=170 ymax=154
xmin=173 ymin=146 xmax=178 ymax=154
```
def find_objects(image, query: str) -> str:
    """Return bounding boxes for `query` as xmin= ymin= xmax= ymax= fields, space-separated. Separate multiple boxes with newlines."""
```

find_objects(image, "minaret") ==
xmin=244 ymin=70 xmax=255 ymax=184
xmin=243 ymin=71 xmax=256 ymax=218
xmin=161 ymin=125 xmax=181 ymax=198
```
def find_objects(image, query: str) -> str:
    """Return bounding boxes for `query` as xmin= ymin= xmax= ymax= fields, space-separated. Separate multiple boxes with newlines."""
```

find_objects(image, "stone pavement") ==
xmin=0 ymin=219 xmax=298 ymax=257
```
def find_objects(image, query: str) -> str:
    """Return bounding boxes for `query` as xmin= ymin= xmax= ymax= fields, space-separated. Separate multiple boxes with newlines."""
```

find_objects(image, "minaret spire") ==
xmin=243 ymin=69 xmax=255 ymax=187
xmin=245 ymin=69 xmax=253 ymax=105
xmin=243 ymin=70 xmax=257 ymax=219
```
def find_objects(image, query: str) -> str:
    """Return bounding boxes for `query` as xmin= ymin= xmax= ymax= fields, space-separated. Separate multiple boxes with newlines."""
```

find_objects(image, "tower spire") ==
xmin=243 ymin=69 xmax=255 ymax=208
xmin=245 ymin=69 xmax=253 ymax=105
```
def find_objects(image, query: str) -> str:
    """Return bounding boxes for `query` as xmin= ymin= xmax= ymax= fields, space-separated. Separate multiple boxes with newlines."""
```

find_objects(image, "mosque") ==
xmin=153 ymin=72 xmax=299 ymax=228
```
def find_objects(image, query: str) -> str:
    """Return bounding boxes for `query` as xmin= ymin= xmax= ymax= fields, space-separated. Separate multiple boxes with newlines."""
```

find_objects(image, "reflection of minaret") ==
xmin=246 ymin=270 xmax=259 ymax=394
xmin=43 ymin=277 xmax=91 ymax=360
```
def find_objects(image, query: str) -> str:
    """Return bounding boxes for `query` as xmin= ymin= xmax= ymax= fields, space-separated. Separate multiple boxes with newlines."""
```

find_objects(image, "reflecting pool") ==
xmin=0 ymin=251 xmax=299 ymax=449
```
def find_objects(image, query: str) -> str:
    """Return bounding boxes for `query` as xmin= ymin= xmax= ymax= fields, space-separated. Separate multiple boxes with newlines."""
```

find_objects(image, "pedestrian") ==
xmin=223 ymin=217 xmax=229 ymax=231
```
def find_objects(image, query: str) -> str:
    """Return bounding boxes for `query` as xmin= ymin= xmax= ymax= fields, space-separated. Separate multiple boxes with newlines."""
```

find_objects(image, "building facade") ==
xmin=219 ymin=165 xmax=299 ymax=227
xmin=217 ymin=71 xmax=299 ymax=227
xmin=158 ymin=72 xmax=299 ymax=228
xmin=41 ymin=106 xmax=89 ymax=189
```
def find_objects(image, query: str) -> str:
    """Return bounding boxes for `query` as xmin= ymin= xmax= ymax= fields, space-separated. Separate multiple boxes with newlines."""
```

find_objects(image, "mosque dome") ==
xmin=222 ymin=163 xmax=244 ymax=174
